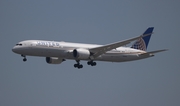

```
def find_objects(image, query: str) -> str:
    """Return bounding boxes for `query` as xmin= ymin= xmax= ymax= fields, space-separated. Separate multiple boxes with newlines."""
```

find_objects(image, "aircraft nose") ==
xmin=12 ymin=47 xmax=15 ymax=52
xmin=12 ymin=46 xmax=18 ymax=53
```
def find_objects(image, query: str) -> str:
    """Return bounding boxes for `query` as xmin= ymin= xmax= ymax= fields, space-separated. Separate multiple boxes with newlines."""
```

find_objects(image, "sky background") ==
xmin=0 ymin=0 xmax=180 ymax=106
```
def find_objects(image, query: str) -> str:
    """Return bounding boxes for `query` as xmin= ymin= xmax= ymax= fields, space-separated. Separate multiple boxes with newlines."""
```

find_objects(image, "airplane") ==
xmin=12 ymin=27 xmax=167 ymax=69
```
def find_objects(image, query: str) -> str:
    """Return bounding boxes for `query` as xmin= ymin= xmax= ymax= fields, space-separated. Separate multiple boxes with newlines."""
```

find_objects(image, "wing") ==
xmin=89 ymin=33 xmax=152 ymax=58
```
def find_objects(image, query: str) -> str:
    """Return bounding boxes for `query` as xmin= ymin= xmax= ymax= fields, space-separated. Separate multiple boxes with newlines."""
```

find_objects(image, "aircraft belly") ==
xmin=24 ymin=47 xmax=66 ymax=57
xmin=96 ymin=53 xmax=140 ymax=62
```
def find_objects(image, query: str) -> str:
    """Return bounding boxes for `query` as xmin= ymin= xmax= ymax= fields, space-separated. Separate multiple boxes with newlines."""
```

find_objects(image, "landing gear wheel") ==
xmin=74 ymin=60 xmax=83 ymax=69
xmin=74 ymin=64 xmax=78 ymax=68
xmin=74 ymin=64 xmax=83 ymax=69
xmin=23 ymin=58 xmax=27 ymax=62
xmin=87 ymin=61 xmax=91 ymax=65
xmin=92 ymin=62 xmax=96 ymax=66
xmin=78 ymin=64 xmax=83 ymax=69
xmin=87 ymin=61 xmax=97 ymax=66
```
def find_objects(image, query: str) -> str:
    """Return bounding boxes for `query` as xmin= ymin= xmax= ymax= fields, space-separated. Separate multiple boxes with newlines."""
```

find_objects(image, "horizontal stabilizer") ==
xmin=140 ymin=49 xmax=168 ymax=56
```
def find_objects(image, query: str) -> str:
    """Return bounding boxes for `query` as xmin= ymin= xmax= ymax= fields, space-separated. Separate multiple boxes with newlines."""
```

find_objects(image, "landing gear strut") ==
xmin=21 ymin=54 xmax=27 ymax=62
xmin=87 ymin=61 xmax=96 ymax=66
xmin=74 ymin=60 xmax=83 ymax=69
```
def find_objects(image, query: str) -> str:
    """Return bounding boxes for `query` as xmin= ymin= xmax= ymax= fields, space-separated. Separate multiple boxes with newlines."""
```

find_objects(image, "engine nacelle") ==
xmin=46 ymin=57 xmax=64 ymax=64
xmin=73 ymin=49 xmax=90 ymax=60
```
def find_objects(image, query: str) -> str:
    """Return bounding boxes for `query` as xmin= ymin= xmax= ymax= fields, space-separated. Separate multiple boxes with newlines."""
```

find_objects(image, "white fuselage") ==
xmin=12 ymin=40 xmax=150 ymax=62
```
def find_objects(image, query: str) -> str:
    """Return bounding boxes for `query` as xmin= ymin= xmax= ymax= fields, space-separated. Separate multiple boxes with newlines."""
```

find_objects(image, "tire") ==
xmin=78 ymin=64 xmax=83 ymax=69
xmin=23 ymin=58 xmax=27 ymax=62
xmin=74 ymin=64 xmax=78 ymax=68
xmin=87 ymin=61 xmax=91 ymax=65
xmin=93 ymin=62 xmax=96 ymax=66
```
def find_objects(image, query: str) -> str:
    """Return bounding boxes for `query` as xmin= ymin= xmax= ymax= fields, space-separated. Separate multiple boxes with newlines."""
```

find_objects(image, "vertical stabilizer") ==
xmin=131 ymin=27 xmax=154 ymax=51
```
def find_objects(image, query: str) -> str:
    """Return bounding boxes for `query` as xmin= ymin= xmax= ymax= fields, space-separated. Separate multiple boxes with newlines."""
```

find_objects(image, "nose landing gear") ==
xmin=21 ymin=54 xmax=27 ymax=62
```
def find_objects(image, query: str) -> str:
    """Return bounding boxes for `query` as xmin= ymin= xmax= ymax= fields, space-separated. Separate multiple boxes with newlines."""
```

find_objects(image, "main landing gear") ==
xmin=74 ymin=60 xmax=83 ymax=69
xmin=21 ymin=54 xmax=27 ymax=62
xmin=87 ymin=61 xmax=97 ymax=66
xmin=73 ymin=60 xmax=97 ymax=69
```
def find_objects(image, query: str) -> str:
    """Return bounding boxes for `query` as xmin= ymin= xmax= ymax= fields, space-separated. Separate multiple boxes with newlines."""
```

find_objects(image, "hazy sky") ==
xmin=0 ymin=0 xmax=180 ymax=106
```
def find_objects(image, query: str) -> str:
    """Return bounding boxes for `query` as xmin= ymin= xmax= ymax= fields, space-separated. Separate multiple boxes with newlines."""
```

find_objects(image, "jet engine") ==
xmin=46 ymin=57 xmax=64 ymax=64
xmin=73 ymin=49 xmax=90 ymax=60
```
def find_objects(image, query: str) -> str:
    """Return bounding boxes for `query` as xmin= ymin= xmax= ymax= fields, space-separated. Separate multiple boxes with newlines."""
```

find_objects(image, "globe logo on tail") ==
xmin=131 ymin=38 xmax=146 ymax=51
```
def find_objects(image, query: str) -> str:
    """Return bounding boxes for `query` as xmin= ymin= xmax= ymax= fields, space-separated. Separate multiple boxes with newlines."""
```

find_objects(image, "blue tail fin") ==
xmin=131 ymin=27 xmax=154 ymax=51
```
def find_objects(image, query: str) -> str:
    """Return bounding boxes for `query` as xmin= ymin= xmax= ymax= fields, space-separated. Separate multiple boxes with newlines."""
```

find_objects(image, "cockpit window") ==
xmin=16 ymin=43 xmax=22 ymax=46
